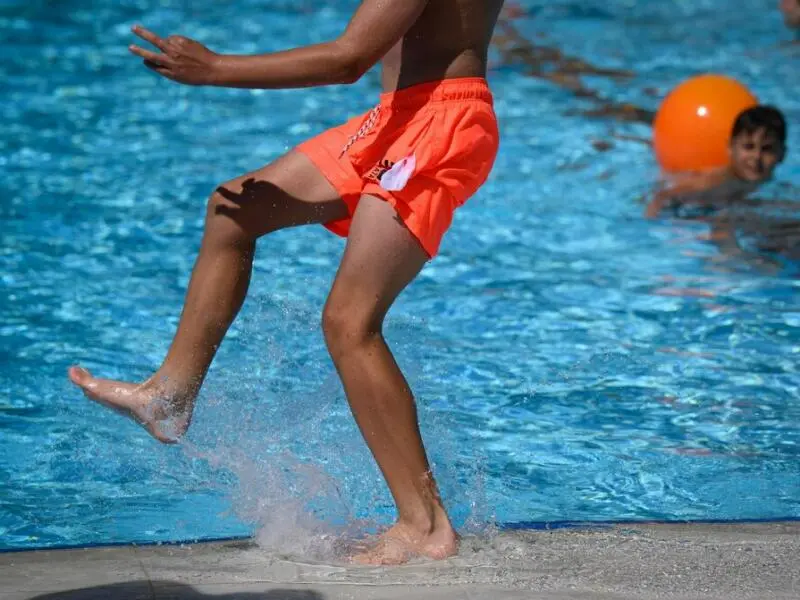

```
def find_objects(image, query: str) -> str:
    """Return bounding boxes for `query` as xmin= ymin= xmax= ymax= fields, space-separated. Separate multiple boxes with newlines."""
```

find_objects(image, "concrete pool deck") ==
xmin=1 ymin=522 xmax=798 ymax=600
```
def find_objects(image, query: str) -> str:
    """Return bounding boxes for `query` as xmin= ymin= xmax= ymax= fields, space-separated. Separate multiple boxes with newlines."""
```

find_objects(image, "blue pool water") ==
xmin=1 ymin=0 xmax=799 ymax=551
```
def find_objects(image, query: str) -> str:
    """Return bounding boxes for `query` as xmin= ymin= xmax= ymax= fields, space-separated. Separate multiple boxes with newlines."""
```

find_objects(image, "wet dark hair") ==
xmin=731 ymin=105 xmax=787 ymax=144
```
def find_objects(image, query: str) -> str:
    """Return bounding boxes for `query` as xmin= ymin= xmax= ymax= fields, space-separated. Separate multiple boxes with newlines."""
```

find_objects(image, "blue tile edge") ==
xmin=497 ymin=516 xmax=800 ymax=531
xmin=0 ymin=535 xmax=254 ymax=554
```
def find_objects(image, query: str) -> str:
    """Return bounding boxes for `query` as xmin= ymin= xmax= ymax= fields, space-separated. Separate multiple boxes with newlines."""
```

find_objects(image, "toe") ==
xmin=149 ymin=424 xmax=180 ymax=445
xmin=68 ymin=366 xmax=92 ymax=387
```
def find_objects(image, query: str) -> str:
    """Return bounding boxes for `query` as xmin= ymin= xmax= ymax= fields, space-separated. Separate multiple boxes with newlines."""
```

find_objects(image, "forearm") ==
xmin=709 ymin=218 xmax=742 ymax=253
xmin=211 ymin=40 xmax=363 ymax=88
xmin=130 ymin=1 xmax=427 ymax=89
xmin=644 ymin=190 xmax=671 ymax=218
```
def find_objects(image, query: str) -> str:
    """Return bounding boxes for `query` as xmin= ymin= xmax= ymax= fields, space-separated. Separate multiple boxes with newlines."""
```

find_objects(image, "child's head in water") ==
xmin=728 ymin=105 xmax=787 ymax=183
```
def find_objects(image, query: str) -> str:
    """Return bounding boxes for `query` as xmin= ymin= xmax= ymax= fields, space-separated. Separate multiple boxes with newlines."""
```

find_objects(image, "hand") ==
xmin=129 ymin=25 xmax=220 ymax=86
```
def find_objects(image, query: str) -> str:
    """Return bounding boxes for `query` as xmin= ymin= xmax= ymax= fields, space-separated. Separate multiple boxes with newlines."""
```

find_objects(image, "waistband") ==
xmin=379 ymin=77 xmax=493 ymax=109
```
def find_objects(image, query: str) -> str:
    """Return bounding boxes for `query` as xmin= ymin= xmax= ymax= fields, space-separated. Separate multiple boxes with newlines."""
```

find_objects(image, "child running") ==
xmin=68 ymin=0 xmax=506 ymax=565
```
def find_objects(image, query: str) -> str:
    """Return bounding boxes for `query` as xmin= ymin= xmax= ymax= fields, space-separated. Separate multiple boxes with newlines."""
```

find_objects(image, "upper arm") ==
xmin=334 ymin=0 xmax=430 ymax=74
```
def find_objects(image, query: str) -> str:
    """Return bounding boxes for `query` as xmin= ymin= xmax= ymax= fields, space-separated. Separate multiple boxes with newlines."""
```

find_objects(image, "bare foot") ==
xmin=68 ymin=366 xmax=191 ymax=444
xmin=350 ymin=522 xmax=458 ymax=566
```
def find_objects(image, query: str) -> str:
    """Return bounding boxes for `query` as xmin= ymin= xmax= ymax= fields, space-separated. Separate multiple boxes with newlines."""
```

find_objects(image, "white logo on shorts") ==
xmin=379 ymin=154 xmax=416 ymax=192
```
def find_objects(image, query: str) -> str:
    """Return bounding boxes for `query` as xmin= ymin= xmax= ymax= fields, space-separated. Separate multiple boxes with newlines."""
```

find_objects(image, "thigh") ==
xmin=327 ymin=195 xmax=429 ymax=329
xmin=212 ymin=149 xmax=350 ymax=239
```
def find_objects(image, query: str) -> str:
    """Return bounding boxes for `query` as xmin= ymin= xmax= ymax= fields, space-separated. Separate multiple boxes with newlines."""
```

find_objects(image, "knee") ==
xmin=322 ymin=295 xmax=380 ymax=357
xmin=203 ymin=184 xmax=254 ymax=247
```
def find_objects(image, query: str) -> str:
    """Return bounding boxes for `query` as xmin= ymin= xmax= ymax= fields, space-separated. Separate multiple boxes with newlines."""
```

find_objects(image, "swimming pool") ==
xmin=2 ymin=0 xmax=798 ymax=552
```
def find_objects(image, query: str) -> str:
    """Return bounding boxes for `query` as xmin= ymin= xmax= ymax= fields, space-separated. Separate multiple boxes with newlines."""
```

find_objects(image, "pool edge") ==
xmin=2 ymin=516 xmax=799 ymax=553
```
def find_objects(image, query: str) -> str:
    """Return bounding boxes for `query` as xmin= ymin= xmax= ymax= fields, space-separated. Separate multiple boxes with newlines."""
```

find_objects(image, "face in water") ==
xmin=781 ymin=0 xmax=800 ymax=28
xmin=729 ymin=128 xmax=785 ymax=183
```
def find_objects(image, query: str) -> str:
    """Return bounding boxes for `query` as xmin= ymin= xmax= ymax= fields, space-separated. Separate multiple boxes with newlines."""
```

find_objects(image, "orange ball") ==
xmin=653 ymin=74 xmax=758 ymax=173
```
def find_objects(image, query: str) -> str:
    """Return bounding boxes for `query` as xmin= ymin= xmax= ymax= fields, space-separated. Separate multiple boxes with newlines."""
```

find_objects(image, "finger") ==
xmin=132 ymin=25 xmax=170 ymax=52
xmin=143 ymin=62 xmax=178 ymax=82
xmin=143 ymin=60 xmax=171 ymax=75
xmin=215 ymin=184 xmax=247 ymax=204
xmin=166 ymin=35 xmax=190 ymax=49
xmin=129 ymin=45 xmax=171 ymax=66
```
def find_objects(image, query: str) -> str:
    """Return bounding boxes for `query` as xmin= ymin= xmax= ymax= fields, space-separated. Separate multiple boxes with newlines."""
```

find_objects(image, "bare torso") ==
xmin=380 ymin=0 xmax=506 ymax=91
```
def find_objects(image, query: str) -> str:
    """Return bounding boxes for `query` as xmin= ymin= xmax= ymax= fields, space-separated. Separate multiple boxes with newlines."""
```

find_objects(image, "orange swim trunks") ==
xmin=297 ymin=77 xmax=499 ymax=258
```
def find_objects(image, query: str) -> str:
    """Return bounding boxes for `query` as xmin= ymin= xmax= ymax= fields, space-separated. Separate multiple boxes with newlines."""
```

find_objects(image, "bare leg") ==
xmin=69 ymin=151 xmax=347 ymax=443
xmin=322 ymin=195 xmax=456 ymax=565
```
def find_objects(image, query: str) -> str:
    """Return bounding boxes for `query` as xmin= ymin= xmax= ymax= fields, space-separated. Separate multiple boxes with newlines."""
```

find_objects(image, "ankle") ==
xmin=397 ymin=504 xmax=452 ymax=537
xmin=142 ymin=372 xmax=198 ymax=406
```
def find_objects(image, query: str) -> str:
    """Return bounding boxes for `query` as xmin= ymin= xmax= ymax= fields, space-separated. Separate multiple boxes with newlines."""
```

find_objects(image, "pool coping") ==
xmin=2 ymin=516 xmax=798 ymax=553
xmin=2 ymin=520 xmax=798 ymax=599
